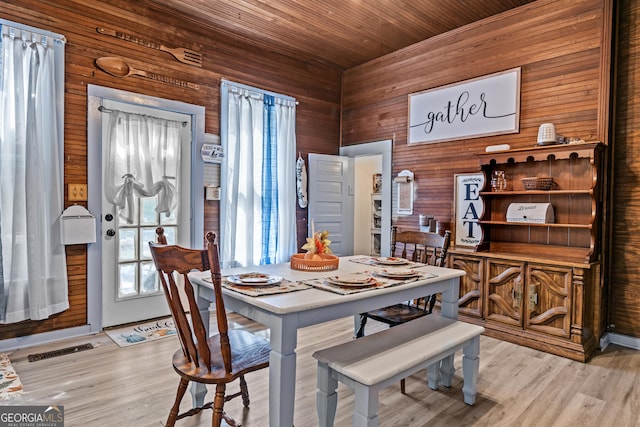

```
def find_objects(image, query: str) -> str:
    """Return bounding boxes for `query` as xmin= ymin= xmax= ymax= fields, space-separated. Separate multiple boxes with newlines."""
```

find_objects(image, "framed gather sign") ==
xmin=453 ymin=173 xmax=485 ymax=248
xmin=408 ymin=68 xmax=521 ymax=145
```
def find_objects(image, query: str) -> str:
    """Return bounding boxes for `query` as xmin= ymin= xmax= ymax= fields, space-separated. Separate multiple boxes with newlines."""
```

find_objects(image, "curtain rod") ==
xmin=1 ymin=18 xmax=67 ymax=45
xmin=220 ymin=78 xmax=298 ymax=105
xmin=98 ymin=105 xmax=188 ymax=127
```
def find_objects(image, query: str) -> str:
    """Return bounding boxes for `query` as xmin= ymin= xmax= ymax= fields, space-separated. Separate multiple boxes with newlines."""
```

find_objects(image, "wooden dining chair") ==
xmin=149 ymin=230 xmax=270 ymax=427
xmin=355 ymin=227 xmax=451 ymax=392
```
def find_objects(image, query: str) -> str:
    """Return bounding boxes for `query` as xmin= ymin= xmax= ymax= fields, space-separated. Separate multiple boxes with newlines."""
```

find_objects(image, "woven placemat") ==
xmin=203 ymin=277 xmax=311 ymax=297
xmin=302 ymin=272 xmax=436 ymax=295
xmin=349 ymin=257 xmax=425 ymax=268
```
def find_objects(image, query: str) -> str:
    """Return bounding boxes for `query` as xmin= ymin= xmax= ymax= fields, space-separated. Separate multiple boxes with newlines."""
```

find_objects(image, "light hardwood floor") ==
xmin=5 ymin=314 xmax=640 ymax=427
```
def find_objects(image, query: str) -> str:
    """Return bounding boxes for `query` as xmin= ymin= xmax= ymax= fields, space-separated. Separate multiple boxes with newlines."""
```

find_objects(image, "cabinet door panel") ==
xmin=526 ymin=264 xmax=571 ymax=338
xmin=450 ymin=254 xmax=483 ymax=318
xmin=485 ymin=259 xmax=524 ymax=327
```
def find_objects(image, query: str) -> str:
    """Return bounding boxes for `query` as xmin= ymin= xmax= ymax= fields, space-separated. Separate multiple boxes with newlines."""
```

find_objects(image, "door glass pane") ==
xmin=141 ymin=197 xmax=158 ymax=225
xmin=118 ymin=201 xmax=138 ymax=226
xmin=160 ymin=208 xmax=177 ymax=225
xmin=140 ymin=261 xmax=158 ymax=294
xmin=140 ymin=227 xmax=157 ymax=259
xmin=118 ymin=263 xmax=137 ymax=298
xmin=119 ymin=229 xmax=137 ymax=261
xmin=162 ymin=226 xmax=177 ymax=245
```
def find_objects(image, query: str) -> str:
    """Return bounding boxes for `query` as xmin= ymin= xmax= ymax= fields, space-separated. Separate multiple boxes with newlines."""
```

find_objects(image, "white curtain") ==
xmin=275 ymin=99 xmax=298 ymax=261
xmin=0 ymin=24 xmax=68 ymax=322
xmin=221 ymin=83 xmax=297 ymax=267
xmin=103 ymin=110 xmax=183 ymax=224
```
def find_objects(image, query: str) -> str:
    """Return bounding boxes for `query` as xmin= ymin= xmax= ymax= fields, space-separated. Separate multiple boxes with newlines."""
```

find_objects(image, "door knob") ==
xmin=106 ymin=229 xmax=116 ymax=237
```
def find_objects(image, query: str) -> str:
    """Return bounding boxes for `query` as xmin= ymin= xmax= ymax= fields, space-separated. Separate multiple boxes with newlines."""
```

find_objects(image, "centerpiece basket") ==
xmin=291 ymin=227 xmax=338 ymax=271
xmin=290 ymin=253 xmax=339 ymax=271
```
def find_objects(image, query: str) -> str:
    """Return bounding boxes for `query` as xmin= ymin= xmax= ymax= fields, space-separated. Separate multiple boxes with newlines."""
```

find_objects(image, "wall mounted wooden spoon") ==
xmin=95 ymin=57 xmax=199 ymax=90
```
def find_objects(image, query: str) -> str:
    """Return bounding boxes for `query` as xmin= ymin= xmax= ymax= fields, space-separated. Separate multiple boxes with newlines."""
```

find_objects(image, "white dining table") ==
xmin=187 ymin=255 xmax=465 ymax=427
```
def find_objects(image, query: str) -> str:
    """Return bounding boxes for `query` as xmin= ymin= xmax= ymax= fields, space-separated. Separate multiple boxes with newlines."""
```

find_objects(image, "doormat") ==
xmin=105 ymin=317 xmax=177 ymax=348
xmin=0 ymin=353 xmax=24 ymax=400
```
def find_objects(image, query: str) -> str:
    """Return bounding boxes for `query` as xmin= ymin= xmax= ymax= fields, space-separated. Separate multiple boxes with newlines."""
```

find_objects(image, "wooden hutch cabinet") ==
xmin=449 ymin=142 xmax=606 ymax=362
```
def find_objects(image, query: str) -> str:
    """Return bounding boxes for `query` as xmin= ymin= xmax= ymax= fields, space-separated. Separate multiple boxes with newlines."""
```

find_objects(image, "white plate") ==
xmin=325 ymin=276 xmax=377 ymax=287
xmin=375 ymin=269 xmax=418 ymax=279
xmin=373 ymin=257 xmax=409 ymax=265
xmin=326 ymin=273 xmax=373 ymax=284
xmin=236 ymin=272 xmax=271 ymax=282
xmin=226 ymin=274 xmax=282 ymax=286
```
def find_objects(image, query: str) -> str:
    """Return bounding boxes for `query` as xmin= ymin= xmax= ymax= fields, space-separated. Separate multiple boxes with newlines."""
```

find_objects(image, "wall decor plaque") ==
xmin=408 ymin=68 xmax=520 ymax=145
xmin=453 ymin=173 xmax=485 ymax=248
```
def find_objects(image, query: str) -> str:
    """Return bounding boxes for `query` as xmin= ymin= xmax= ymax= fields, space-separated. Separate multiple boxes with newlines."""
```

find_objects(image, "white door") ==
xmin=308 ymin=154 xmax=354 ymax=256
xmin=100 ymin=100 xmax=192 ymax=327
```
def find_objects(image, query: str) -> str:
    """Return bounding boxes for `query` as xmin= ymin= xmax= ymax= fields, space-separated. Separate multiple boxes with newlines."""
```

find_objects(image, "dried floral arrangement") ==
xmin=301 ymin=230 xmax=332 ymax=261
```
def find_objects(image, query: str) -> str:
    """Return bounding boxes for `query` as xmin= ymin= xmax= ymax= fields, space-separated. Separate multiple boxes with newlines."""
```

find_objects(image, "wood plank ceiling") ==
xmin=142 ymin=0 xmax=537 ymax=69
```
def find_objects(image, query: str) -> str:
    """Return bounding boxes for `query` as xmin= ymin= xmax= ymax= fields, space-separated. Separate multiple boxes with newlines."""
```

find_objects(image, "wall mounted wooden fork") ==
xmin=96 ymin=27 xmax=202 ymax=67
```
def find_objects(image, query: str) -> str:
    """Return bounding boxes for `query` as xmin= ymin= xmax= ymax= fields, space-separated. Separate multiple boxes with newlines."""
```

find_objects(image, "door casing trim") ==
xmin=340 ymin=140 xmax=393 ymax=257
xmin=87 ymin=85 xmax=205 ymax=332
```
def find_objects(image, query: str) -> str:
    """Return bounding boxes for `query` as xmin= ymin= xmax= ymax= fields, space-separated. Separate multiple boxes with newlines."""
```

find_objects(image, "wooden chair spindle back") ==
xmin=391 ymin=227 xmax=451 ymax=267
xmin=149 ymin=243 xmax=210 ymax=368
xmin=149 ymin=229 xmax=228 ymax=373
xmin=205 ymin=231 xmax=233 ymax=373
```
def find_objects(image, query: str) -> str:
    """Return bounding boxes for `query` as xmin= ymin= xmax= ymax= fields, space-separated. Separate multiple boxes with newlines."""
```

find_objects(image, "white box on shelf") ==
xmin=506 ymin=203 xmax=554 ymax=224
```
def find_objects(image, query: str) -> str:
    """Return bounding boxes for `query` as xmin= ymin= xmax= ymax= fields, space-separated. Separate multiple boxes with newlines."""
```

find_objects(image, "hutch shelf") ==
xmin=370 ymin=193 xmax=382 ymax=256
xmin=449 ymin=142 xmax=607 ymax=362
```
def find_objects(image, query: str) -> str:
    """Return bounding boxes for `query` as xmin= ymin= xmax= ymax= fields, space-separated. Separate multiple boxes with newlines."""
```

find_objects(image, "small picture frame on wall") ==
xmin=453 ymin=173 xmax=485 ymax=247
xmin=396 ymin=170 xmax=414 ymax=215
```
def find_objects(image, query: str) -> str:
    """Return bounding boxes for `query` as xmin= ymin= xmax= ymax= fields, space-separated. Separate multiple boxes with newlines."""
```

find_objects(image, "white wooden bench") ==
xmin=312 ymin=314 xmax=485 ymax=427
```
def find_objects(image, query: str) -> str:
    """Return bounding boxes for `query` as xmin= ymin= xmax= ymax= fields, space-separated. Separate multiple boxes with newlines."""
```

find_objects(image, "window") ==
xmin=219 ymin=80 xmax=297 ymax=268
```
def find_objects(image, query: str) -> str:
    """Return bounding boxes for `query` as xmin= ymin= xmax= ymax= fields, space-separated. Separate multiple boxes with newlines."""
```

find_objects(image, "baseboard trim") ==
xmin=599 ymin=332 xmax=640 ymax=352
xmin=0 ymin=325 xmax=94 ymax=352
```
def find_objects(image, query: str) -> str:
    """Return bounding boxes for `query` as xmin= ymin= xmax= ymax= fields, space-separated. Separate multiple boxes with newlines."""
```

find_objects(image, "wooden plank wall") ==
xmin=0 ymin=0 xmax=341 ymax=339
xmin=610 ymin=0 xmax=640 ymax=338
xmin=342 ymin=0 xmax=610 ymax=232
xmin=341 ymin=0 xmax=640 ymax=338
